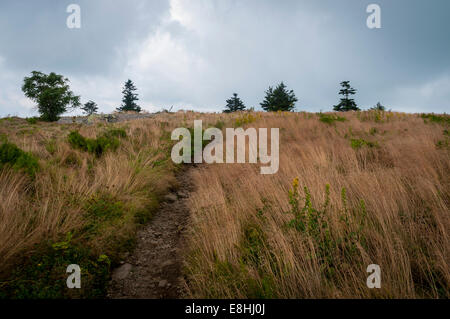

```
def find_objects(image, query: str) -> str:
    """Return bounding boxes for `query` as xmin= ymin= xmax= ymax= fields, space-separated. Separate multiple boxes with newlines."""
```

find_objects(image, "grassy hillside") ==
xmin=0 ymin=110 xmax=448 ymax=298
xmin=183 ymin=111 xmax=449 ymax=298
xmin=0 ymin=112 xmax=218 ymax=298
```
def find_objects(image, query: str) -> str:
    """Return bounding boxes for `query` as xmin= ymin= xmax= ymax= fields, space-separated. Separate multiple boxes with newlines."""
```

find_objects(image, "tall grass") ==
xmin=183 ymin=111 xmax=449 ymax=298
xmin=0 ymin=112 xmax=221 ymax=298
xmin=0 ymin=111 xmax=448 ymax=298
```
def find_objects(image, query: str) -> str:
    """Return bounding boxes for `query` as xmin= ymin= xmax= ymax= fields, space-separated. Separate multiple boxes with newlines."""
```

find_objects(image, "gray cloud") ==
xmin=0 ymin=0 xmax=449 ymax=117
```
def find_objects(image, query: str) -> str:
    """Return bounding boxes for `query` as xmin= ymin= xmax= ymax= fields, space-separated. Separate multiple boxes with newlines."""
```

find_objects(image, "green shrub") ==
xmin=285 ymin=178 xmax=367 ymax=280
xmin=45 ymin=139 xmax=57 ymax=155
xmin=26 ymin=117 xmax=39 ymax=124
xmin=240 ymin=223 xmax=266 ymax=267
xmin=85 ymin=195 xmax=123 ymax=221
xmin=318 ymin=113 xmax=346 ymax=125
xmin=213 ymin=120 xmax=225 ymax=130
xmin=234 ymin=113 xmax=256 ymax=127
xmin=68 ymin=131 xmax=88 ymax=150
xmin=0 ymin=142 xmax=39 ymax=176
xmin=436 ymin=140 xmax=448 ymax=149
xmin=0 ymin=236 xmax=110 ymax=299
xmin=68 ymin=129 xmax=124 ymax=157
xmin=350 ymin=138 xmax=378 ymax=150
xmin=421 ymin=113 xmax=450 ymax=125
xmin=89 ymin=135 xmax=120 ymax=156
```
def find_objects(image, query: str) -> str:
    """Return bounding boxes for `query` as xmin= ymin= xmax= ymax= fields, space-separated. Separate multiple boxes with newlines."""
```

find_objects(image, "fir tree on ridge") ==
xmin=117 ymin=79 xmax=141 ymax=113
xmin=223 ymin=93 xmax=246 ymax=113
xmin=81 ymin=100 xmax=98 ymax=115
xmin=370 ymin=102 xmax=386 ymax=111
xmin=333 ymin=81 xmax=360 ymax=112
xmin=260 ymin=82 xmax=297 ymax=112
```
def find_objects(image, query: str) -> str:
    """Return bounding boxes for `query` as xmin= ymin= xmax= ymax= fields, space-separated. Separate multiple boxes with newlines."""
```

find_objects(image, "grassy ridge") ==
xmin=0 ymin=111 xmax=448 ymax=298
xmin=183 ymin=111 xmax=449 ymax=298
xmin=0 ymin=115 xmax=183 ymax=298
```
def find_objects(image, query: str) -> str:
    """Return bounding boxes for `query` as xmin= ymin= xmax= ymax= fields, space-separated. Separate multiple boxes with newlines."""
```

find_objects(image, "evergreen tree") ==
xmin=81 ymin=100 xmax=98 ymax=115
xmin=333 ymin=81 xmax=360 ymax=112
xmin=370 ymin=102 xmax=386 ymax=111
xmin=223 ymin=93 xmax=246 ymax=113
xmin=117 ymin=79 xmax=141 ymax=112
xmin=260 ymin=82 xmax=297 ymax=112
xmin=22 ymin=71 xmax=81 ymax=122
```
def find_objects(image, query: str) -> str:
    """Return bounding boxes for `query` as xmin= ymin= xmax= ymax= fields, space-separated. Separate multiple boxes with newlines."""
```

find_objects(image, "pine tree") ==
xmin=260 ymin=82 xmax=297 ymax=112
xmin=333 ymin=81 xmax=360 ymax=112
xmin=370 ymin=102 xmax=386 ymax=111
xmin=81 ymin=100 xmax=98 ymax=115
xmin=117 ymin=79 xmax=141 ymax=112
xmin=223 ymin=93 xmax=246 ymax=113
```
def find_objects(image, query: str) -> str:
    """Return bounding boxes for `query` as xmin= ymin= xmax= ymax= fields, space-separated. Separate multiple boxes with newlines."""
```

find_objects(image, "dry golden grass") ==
xmin=0 ymin=118 xmax=170 ymax=268
xmin=0 ymin=110 xmax=448 ymax=298
xmin=183 ymin=111 xmax=449 ymax=298
xmin=0 ymin=111 xmax=229 ymax=297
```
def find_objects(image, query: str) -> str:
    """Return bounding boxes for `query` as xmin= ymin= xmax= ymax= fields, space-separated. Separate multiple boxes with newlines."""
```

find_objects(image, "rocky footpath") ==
xmin=107 ymin=169 xmax=193 ymax=299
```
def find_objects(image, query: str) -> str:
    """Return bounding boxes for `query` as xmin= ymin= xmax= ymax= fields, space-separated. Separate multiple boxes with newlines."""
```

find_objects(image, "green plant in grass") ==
xmin=45 ymin=139 xmax=57 ymax=155
xmin=369 ymin=127 xmax=378 ymax=135
xmin=420 ymin=113 xmax=450 ymax=125
xmin=68 ymin=128 xmax=126 ymax=157
xmin=0 ymin=142 xmax=39 ymax=176
xmin=436 ymin=129 xmax=449 ymax=149
xmin=0 ymin=239 xmax=110 ymax=299
xmin=234 ymin=113 xmax=256 ymax=127
xmin=284 ymin=178 xmax=367 ymax=280
xmin=26 ymin=117 xmax=39 ymax=124
xmin=213 ymin=120 xmax=225 ymax=130
xmin=318 ymin=113 xmax=346 ymax=125
xmin=82 ymin=194 xmax=124 ymax=236
xmin=240 ymin=223 xmax=266 ymax=267
xmin=52 ymin=232 xmax=73 ymax=251
xmin=436 ymin=139 xmax=449 ymax=149
xmin=350 ymin=138 xmax=378 ymax=150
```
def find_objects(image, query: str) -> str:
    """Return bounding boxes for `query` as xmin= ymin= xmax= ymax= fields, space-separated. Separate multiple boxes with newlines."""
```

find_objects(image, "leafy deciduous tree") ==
xmin=22 ymin=71 xmax=81 ymax=121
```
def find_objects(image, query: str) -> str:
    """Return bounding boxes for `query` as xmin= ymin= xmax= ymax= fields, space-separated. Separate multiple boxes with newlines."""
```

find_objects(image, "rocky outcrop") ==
xmin=57 ymin=112 xmax=154 ymax=125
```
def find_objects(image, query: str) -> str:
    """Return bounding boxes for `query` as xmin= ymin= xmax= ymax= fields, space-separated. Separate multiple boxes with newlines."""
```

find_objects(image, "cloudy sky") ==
xmin=0 ymin=0 xmax=449 ymax=117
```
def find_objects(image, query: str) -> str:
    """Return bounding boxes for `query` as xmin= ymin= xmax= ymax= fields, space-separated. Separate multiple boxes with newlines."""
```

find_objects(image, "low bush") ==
xmin=25 ymin=117 xmax=39 ymax=124
xmin=285 ymin=178 xmax=367 ymax=280
xmin=234 ymin=113 xmax=256 ymax=127
xmin=0 ymin=234 xmax=110 ymax=299
xmin=0 ymin=142 xmax=39 ymax=176
xmin=318 ymin=113 xmax=346 ymax=125
xmin=350 ymin=138 xmax=378 ymax=150
xmin=421 ymin=113 xmax=450 ymax=125
xmin=68 ymin=128 xmax=126 ymax=157
xmin=436 ymin=129 xmax=449 ymax=149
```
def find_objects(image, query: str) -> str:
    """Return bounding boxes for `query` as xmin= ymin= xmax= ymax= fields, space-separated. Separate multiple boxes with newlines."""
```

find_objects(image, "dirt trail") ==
xmin=107 ymin=168 xmax=193 ymax=299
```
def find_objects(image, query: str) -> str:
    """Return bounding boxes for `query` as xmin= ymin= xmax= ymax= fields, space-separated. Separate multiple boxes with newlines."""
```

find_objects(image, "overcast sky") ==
xmin=0 ymin=0 xmax=449 ymax=117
